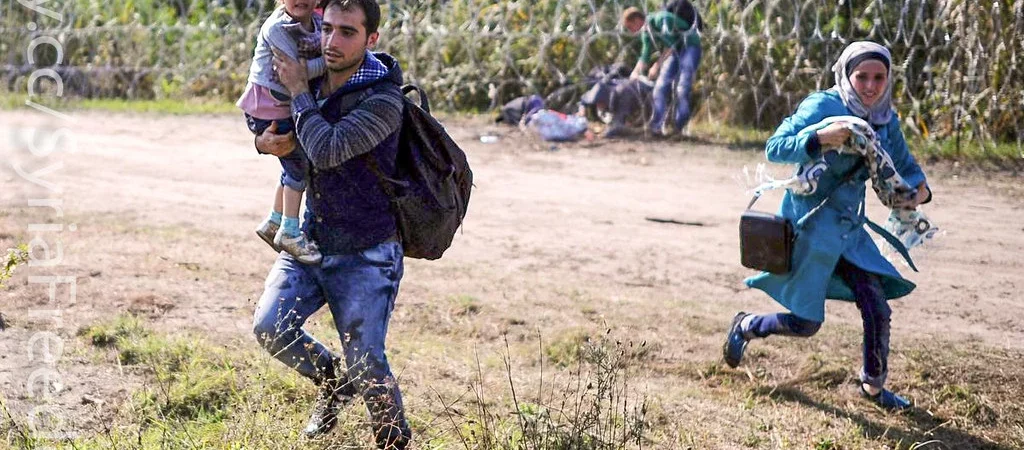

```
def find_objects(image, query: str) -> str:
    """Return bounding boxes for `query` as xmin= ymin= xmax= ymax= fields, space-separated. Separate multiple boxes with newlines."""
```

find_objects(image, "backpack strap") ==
xmin=363 ymin=84 xmax=423 ymax=202
xmin=364 ymin=154 xmax=396 ymax=200
xmin=401 ymin=84 xmax=429 ymax=112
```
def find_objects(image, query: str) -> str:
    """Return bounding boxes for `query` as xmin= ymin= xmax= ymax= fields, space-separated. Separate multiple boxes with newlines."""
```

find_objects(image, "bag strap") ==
xmin=745 ymin=161 xmax=862 ymax=211
xmin=364 ymin=155 xmax=396 ymax=200
xmin=867 ymin=218 xmax=918 ymax=272
xmin=744 ymin=162 xmax=918 ymax=271
xmin=364 ymin=84 xmax=424 ymax=202
xmin=401 ymin=84 xmax=429 ymax=112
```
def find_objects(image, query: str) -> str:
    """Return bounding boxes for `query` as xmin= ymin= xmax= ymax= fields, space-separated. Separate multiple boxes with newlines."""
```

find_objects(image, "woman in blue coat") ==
xmin=722 ymin=42 xmax=932 ymax=409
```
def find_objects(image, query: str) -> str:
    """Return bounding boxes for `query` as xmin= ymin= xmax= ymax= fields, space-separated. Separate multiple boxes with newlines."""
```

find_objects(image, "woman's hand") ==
xmin=815 ymin=122 xmax=852 ymax=148
xmin=910 ymin=182 xmax=931 ymax=207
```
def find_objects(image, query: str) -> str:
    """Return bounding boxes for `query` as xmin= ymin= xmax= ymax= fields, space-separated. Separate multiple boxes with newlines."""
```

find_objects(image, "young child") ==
xmin=237 ymin=0 xmax=325 ymax=265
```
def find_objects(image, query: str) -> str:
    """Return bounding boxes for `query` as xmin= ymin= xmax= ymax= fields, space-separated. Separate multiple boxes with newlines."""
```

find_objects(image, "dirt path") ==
xmin=1 ymin=110 xmax=1022 ymax=447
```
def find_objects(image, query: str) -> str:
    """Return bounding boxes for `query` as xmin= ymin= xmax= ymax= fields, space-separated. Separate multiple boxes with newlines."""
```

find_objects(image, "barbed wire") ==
xmin=2 ymin=0 xmax=1021 ymax=147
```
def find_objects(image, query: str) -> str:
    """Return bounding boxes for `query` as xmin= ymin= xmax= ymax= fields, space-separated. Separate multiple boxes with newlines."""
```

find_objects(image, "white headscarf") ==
xmin=831 ymin=41 xmax=894 ymax=125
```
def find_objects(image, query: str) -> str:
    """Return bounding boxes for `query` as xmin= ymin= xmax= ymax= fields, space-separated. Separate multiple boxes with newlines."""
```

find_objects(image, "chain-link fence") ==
xmin=3 ymin=0 xmax=1022 ymax=146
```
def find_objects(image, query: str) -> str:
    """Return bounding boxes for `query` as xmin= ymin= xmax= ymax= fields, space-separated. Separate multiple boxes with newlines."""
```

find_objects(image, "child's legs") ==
xmin=281 ymin=184 xmax=303 ymax=218
xmin=247 ymin=115 xmax=295 ymax=220
xmin=279 ymin=157 xmax=307 ymax=219
xmin=245 ymin=114 xmax=295 ymax=136
xmin=254 ymin=116 xmax=301 ymax=219
xmin=277 ymin=119 xmax=307 ymax=220
xmin=272 ymin=184 xmax=284 ymax=214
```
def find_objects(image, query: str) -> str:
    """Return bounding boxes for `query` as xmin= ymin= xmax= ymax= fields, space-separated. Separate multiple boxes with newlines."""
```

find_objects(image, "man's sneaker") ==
xmin=723 ymin=312 xmax=751 ymax=368
xmin=303 ymin=378 xmax=356 ymax=438
xmin=860 ymin=385 xmax=912 ymax=410
xmin=274 ymin=230 xmax=323 ymax=265
xmin=255 ymin=219 xmax=281 ymax=252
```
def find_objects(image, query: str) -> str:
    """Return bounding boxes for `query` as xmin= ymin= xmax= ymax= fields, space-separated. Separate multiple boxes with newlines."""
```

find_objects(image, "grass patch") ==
xmin=544 ymin=329 xmax=591 ymax=368
xmin=78 ymin=314 xmax=148 ymax=347
xmin=1 ymin=244 xmax=28 ymax=289
xmin=912 ymin=137 xmax=1024 ymax=167
xmin=51 ymin=317 xmax=655 ymax=449
xmin=55 ymin=315 xmax=339 ymax=449
xmin=448 ymin=294 xmax=482 ymax=316
xmin=688 ymin=120 xmax=773 ymax=149
xmin=426 ymin=334 xmax=650 ymax=449
xmin=0 ymin=93 xmax=237 ymax=115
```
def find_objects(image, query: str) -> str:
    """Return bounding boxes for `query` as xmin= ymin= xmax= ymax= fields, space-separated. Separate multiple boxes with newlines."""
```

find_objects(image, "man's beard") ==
xmin=327 ymin=58 xmax=362 ymax=73
xmin=326 ymin=45 xmax=367 ymax=73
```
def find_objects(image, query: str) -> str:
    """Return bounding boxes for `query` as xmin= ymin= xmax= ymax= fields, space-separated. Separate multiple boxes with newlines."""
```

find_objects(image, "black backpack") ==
xmin=368 ymin=85 xmax=473 ymax=260
xmin=664 ymin=0 xmax=704 ymax=31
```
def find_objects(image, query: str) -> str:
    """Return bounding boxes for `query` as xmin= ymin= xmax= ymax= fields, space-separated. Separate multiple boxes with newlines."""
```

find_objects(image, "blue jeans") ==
xmin=649 ymin=44 xmax=702 ymax=132
xmin=252 ymin=239 xmax=410 ymax=446
xmin=744 ymin=259 xmax=892 ymax=388
xmin=245 ymin=114 xmax=308 ymax=192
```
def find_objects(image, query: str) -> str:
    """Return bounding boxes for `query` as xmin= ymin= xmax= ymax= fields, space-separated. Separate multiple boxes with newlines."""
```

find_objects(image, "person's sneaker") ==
xmin=302 ymin=378 xmax=356 ymax=438
xmin=275 ymin=230 xmax=323 ymax=265
xmin=255 ymin=219 xmax=281 ymax=252
xmin=860 ymin=385 xmax=912 ymax=410
xmin=723 ymin=312 xmax=751 ymax=368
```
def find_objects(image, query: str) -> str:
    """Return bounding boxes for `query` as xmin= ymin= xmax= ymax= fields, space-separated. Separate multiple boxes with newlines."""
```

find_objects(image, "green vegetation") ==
xmin=0 ymin=245 xmax=28 ymax=289
xmin=1 ymin=0 xmax=1020 ymax=151
xmin=4 ymin=315 xmax=650 ymax=449
xmin=0 ymin=92 xmax=237 ymax=115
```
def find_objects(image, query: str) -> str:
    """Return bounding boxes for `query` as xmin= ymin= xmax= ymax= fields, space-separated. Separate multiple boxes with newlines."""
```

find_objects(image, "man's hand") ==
xmin=647 ymin=61 xmax=660 ymax=80
xmin=271 ymin=47 xmax=309 ymax=96
xmin=255 ymin=121 xmax=297 ymax=157
xmin=815 ymin=122 xmax=852 ymax=148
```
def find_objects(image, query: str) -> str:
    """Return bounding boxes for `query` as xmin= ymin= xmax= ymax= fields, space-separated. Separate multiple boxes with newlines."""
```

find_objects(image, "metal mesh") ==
xmin=3 ymin=0 xmax=1022 ymax=145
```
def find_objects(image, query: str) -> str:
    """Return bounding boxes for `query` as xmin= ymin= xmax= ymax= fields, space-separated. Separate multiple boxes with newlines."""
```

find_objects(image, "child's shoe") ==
xmin=255 ymin=219 xmax=281 ymax=252
xmin=274 ymin=230 xmax=323 ymax=265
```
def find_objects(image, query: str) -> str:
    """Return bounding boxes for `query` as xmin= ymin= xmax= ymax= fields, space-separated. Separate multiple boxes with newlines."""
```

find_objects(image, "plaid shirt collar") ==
xmin=342 ymin=51 xmax=388 ymax=89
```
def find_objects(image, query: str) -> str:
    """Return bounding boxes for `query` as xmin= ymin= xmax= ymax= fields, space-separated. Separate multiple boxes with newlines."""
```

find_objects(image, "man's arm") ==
xmin=291 ymin=89 xmax=404 ymax=169
xmin=631 ymin=31 xmax=653 ymax=79
xmin=272 ymin=48 xmax=404 ymax=168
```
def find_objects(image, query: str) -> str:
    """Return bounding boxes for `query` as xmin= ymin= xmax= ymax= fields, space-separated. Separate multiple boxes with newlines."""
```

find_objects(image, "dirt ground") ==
xmin=1 ymin=110 xmax=1023 ymax=448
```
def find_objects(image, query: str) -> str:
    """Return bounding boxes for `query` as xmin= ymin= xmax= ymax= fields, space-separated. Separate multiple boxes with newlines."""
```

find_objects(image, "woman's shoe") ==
xmin=723 ymin=312 xmax=750 ymax=368
xmin=860 ymin=385 xmax=912 ymax=410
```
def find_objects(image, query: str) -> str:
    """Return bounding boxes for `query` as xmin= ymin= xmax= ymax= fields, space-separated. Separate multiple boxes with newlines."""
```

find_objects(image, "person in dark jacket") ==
xmin=253 ymin=0 xmax=411 ymax=447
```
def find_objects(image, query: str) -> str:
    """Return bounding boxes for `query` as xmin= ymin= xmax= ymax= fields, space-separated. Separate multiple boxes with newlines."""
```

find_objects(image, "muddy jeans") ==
xmin=744 ymin=258 xmax=892 ymax=388
xmin=253 ymin=239 xmax=410 ymax=447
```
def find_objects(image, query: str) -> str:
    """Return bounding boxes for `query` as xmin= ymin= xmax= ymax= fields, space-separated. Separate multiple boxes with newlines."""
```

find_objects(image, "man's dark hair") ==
xmin=321 ymin=0 xmax=381 ymax=35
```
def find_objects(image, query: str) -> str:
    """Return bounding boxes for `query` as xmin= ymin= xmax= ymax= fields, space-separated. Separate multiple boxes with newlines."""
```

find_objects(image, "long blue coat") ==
xmin=746 ymin=90 xmax=928 ymax=322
